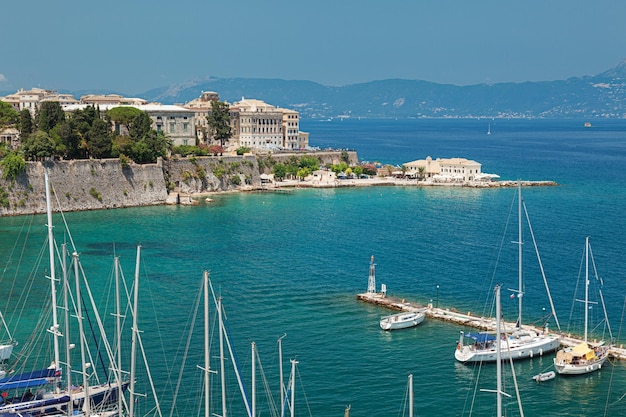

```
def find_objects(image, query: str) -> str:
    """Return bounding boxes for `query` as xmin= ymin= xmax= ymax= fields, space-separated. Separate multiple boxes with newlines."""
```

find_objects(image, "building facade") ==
xmin=1 ymin=88 xmax=79 ymax=115
xmin=233 ymin=98 xmax=284 ymax=150
xmin=404 ymin=156 xmax=482 ymax=182
xmin=182 ymin=91 xmax=219 ymax=144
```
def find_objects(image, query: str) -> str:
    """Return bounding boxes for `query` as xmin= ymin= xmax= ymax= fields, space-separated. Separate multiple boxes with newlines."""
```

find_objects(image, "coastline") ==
xmin=256 ymin=177 xmax=558 ymax=190
xmin=171 ymin=177 xmax=558 ymax=205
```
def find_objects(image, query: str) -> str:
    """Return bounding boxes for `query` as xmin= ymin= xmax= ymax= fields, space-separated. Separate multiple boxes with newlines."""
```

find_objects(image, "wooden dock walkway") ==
xmin=357 ymin=292 xmax=626 ymax=361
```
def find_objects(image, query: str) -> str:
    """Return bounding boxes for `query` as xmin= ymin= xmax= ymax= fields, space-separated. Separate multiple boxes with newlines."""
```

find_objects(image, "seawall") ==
xmin=0 ymin=151 xmax=358 ymax=216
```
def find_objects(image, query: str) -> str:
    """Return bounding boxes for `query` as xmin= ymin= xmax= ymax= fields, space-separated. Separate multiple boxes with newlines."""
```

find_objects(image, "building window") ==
xmin=183 ymin=123 xmax=188 ymax=132
xmin=170 ymin=123 xmax=175 ymax=133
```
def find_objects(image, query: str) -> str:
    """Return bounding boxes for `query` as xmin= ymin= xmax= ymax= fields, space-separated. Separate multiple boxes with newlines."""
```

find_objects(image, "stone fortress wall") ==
xmin=0 ymin=151 xmax=358 ymax=216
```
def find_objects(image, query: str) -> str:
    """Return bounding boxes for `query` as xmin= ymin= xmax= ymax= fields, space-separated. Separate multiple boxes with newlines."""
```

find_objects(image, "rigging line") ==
xmin=566 ymin=247 xmax=586 ymax=335
xmin=588 ymin=242 xmax=613 ymax=340
xmin=1 ymin=212 xmax=34 ymax=314
xmin=168 ymin=278 xmax=202 ymax=417
xmin=254 ymin=349 xmax=280 ymax=417
xmin=604 ymin=295 xmax=626 ymax=416
xmin=523 ymin=200 xmax=561 ymax=331
xmin=295 ymin=363 xmax=314 ymax=417
xmin=79 ymin=288 xmax=109 ymax=384
xmin=482 ymin=189 xmax=515 ymax=318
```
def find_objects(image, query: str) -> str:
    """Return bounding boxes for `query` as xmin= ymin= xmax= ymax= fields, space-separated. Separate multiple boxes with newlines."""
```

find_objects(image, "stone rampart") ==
xmin=0 ymin=150 xmax=355 ymax=216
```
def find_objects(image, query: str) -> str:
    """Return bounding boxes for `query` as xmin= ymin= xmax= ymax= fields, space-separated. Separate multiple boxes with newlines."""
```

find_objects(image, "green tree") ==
xmin=0 ymin=101 xmax=18 ymax=128
xmin=87 ymin=118 xmax=113 ymax=158
xmin=273 ymin=163 xmax=287 ymax=181
xmin=206 ymin=101 xmax=231 ymax=146
xmin=299 ymin=156 xmax=319 ymax=171
xmin=18 ymin=109 xmax=34 ymax=136
xmin=0 ymin=151 xmax=26 ymax=181
xmin=129 ymin=111 xmax=152 ymax=141
xmin=296 ymin=167 xmax=310 ymax=181
xmin=37 ymin=101 xmax=65 ymax=132
xmin=106 ymin=106 xmax=143 ymax=134
xmin=21 ymin=130 xmax=56 ymax=160
xmin=130 ymin=130 xmax=170 ymax=163
xmin=353 ymin=166 xmax=363 ymax=177
xmin=51 ymin=119 xmax=79 ymax=159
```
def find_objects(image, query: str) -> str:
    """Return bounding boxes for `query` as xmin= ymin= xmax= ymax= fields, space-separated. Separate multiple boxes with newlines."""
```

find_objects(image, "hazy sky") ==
xmin=1 ymin=0 xmax=625 ymax=94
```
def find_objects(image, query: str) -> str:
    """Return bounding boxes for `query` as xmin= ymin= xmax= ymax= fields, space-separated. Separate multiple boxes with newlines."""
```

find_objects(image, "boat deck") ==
xmin=357 ymin=291 xmax=626 ymax=361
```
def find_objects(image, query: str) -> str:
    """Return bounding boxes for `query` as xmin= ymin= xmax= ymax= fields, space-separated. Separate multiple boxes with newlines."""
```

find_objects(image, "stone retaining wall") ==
xmin=0 ymin=150 xmax=355 ymax=216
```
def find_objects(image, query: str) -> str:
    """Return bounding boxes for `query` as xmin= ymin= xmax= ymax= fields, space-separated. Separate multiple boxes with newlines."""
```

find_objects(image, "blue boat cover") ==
xmin=463 ymin=333 xmax=496 ymax=343
xmin=0 ymin=368 xmax=58 ymax=390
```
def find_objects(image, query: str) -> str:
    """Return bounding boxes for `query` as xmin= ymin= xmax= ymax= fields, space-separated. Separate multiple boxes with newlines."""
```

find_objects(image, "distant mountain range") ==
xmin=5 ymin=61 xmax=626 ymax=119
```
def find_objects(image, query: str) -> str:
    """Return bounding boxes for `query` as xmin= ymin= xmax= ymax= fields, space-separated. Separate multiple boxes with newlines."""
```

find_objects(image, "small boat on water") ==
xmin=533 ymin=371 xmax=556 ymax=382
xmin=380 ymin=311 xmax=425 ymax=331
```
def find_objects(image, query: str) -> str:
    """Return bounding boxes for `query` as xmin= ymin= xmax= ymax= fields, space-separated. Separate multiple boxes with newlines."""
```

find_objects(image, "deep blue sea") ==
xmin=1 ymin=118 xmax=626 ymax=417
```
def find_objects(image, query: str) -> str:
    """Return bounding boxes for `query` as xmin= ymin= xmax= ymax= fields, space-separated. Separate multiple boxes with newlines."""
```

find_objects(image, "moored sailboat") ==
xmin=554 ymin=237 xmax=612 ymax=375
xmin=455 ymin=181 xmax=561 ymax=363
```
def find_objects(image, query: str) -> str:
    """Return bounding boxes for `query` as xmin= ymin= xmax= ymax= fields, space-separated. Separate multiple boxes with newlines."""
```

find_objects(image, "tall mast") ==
xmin=114 ymin=256 xmax=123 ymax=417
xmin=203 ymin=271 xmax=211 ymax=417
xmin=278 ymin=334 xmax=287 ymax=412
xmin=367 ymin=256 xmax=376 ymax=293
xmin=219 ymin=296 xmax=227 ymax=417
xmin=62 ymin=243 xmax=73 ymax=416
xmin=129 ymin=245 xmax=141 ymax=417
xmin=585 ymin=236 xmax=589 ymax=343
xmin=251 ymin=342 xmax=256 ymax=417
xmin=74 ymin=251 xmax=90 ymax=416
xmin=408 ymin=374 xmax=413 ymax=417
xmin=289 ymin=359 xmax=298 ymax=417
xmin=45 ymin=173 xmax=61 ymax=381
xmin=496 ymin=285 xmax=502 ymax=417
xmin=517 ymin=181 xmax=523 ymax=328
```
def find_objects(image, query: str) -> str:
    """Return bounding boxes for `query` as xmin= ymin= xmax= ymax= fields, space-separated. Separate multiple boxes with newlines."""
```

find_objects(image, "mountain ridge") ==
xmin=138 ymin=60 xmax=626 ymax=119
xmin=4 ymin=60 xmax=626 ymax=119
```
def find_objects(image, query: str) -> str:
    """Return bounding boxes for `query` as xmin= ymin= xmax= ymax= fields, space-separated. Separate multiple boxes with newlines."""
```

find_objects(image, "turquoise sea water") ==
xmin=1 ymin=119 xmax=626 ymax=416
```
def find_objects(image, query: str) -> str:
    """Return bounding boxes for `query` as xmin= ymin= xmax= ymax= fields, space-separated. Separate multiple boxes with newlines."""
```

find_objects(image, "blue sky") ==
xmin=1 ymin=0 xmax=625 ymax=95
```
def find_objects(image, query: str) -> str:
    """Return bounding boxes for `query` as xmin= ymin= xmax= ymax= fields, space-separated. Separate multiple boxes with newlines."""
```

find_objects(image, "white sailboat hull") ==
xmin=380 ymin=311 xmax=425 ymax=331
xmin=455 ymin=332 xmax=560 ymax=363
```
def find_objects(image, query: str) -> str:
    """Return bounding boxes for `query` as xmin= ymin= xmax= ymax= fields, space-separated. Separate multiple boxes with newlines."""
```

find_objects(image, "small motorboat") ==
xmin=532 ymin=371 xmax=556 ymax=382
xmin=379 ymin=311 xmax=425 ymax=331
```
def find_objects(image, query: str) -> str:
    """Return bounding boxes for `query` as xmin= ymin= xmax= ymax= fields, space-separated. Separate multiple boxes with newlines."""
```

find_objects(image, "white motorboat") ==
xmin=380 ymin=311 xmax=425 ymax=331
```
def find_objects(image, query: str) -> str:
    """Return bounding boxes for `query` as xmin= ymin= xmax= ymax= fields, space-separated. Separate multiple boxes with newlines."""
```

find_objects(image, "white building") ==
xmin=1 ymin=88 xmax=79 ymax=115
xmin=404 ymin=156 xmax=482 ymax=182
